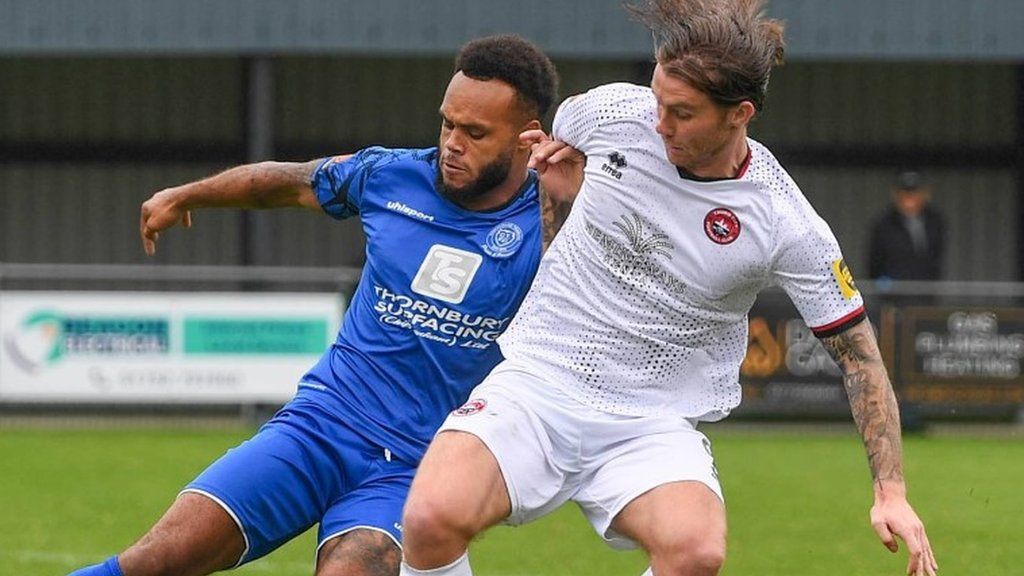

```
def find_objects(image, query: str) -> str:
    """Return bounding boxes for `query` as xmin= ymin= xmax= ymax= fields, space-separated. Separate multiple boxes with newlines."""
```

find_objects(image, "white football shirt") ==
xmin=498 ymin=83 xmax=865 ymax=421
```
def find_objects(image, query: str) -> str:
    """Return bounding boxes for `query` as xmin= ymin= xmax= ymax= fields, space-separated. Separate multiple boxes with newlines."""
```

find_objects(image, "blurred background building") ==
xmin=1 ymin=1 xmax=1023 ymax=422
xmin=2 ymin=0 xmax=1023 ymax=281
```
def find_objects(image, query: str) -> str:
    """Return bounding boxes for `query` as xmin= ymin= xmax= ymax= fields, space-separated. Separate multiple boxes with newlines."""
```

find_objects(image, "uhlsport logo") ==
xmin=3 ymin=311 xmax=169 ymax=373
xmin=704 ymin=208 xmax=741 ymax=245
xmin=411 ymin=244 xmax=483 ymax=304
xmin=601 ymin=151 xmax=628 ymax=180
xmin=482 ymin=222 xmax=524 ymax=259
xmin=386 ymin=200 xmax=435 ymax=222
xmin=452 ymin=398 xmax=487 ymax=416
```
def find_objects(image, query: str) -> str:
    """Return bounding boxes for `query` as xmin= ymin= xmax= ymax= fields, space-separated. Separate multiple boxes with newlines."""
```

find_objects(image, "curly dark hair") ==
xmin=454 ymin=34 xmax=559 ymax=120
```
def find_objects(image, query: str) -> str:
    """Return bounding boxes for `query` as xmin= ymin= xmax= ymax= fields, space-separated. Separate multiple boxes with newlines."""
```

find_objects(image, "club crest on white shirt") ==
xmin=451 ymin=398 xmax=487 ymax=416
xmin=703 ymin=208 xmax=741 ymax=245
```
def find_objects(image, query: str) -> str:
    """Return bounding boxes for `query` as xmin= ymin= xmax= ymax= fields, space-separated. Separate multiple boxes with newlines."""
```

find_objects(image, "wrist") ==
xmin=873 ymin=478 xmax=907 ymax=502
xmin=160 ymin=185 xmax=193 ymax=210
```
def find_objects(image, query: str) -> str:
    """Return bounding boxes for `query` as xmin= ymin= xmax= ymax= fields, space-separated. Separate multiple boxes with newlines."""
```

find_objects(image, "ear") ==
xmin=730 ymin=101 xmax=757 ymax=128
xmin=518 ymin=118 xmax=543 ymax=149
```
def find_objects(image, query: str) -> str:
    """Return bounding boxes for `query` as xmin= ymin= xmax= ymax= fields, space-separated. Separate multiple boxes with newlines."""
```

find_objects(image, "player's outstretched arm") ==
xmin=819 ymin=319 xmax=939 ymax=576
xmin=140 ymin=158 xmax=329 ymax=255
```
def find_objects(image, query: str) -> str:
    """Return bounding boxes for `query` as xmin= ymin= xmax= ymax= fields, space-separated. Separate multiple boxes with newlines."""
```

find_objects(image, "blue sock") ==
xmin=67 ymin=555 xmax=123 ymax=576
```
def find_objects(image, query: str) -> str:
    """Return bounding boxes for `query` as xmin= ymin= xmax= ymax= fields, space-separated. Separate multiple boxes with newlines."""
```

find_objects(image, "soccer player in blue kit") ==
xmin=68 ymin=35 xmax=561 ymax=576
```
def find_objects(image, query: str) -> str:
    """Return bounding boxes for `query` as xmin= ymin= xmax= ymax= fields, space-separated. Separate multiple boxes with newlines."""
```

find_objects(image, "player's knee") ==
xmin=651 ymin=534 xmax=726 ymax=575
xmin=316 ymin=529 xmax=400 ymax=576
xmin=688 ymin=541 xmax=726 ymax=575
xmin=402 ymin=495 xmax=472 ymax=546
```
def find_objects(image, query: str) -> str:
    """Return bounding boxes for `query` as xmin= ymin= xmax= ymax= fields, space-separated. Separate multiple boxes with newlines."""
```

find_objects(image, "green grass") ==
xmin=1 ymin=427 xmax=1021 ymax=575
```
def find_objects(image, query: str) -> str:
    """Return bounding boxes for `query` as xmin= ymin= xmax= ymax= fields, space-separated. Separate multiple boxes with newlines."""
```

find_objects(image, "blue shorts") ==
xmin=184 ymin=388 xmax=414 ymax=566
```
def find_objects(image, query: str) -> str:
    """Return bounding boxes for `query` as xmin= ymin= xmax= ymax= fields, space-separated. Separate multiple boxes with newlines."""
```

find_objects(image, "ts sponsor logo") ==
xmin=411 ymin=245 xmax=483 ymax=304
xmin=831 ymin=258 xmax=859 ymax=299
xmin=451 ymin=398 xmax=487 ymax=416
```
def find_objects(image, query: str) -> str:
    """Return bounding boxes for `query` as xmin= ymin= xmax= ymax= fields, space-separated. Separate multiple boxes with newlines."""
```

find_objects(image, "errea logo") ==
xmin=411 ymin=245 xmax=483 ymax=304
xmin=602 ymin=151 xmax=628 ymax=180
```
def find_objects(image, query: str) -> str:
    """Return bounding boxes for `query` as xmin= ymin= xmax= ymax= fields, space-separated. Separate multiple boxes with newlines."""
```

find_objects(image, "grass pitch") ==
xmin=2 ymin=425 xmax=1021 ymax=575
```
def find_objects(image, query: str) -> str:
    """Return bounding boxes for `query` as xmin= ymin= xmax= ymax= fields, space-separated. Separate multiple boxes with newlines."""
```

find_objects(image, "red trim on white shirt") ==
xmin=735 ymin=147 xmax=753 ymax=179
xmin=810 ymin=306 xmax=867 ymax=337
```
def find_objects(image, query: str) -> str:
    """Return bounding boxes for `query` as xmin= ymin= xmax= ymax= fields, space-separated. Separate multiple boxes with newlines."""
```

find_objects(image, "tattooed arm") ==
xmin=540 ymin=183 xmax=574 ymax=252
xmin=820 ymin=318 xmax=903 ymax=484
xmin=820 ymin=318 xmax=938 ymax=576
xmin=140 ymin=158 xmax=329 ymax=255
xmin=521 ymin=129 xmax=584 ymax=252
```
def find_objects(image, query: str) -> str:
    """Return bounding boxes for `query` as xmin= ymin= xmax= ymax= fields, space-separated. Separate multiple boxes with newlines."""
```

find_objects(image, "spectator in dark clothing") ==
xmin=867 ymin=171 xmax=943 ymax=434
xmin=868 ymin=170 xmax=946 ymax=280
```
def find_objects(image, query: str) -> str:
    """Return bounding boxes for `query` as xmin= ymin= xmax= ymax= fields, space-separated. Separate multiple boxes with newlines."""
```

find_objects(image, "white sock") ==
xmin=639 ymin=568 xmax=653 ymax=576
xmin=400 ymin=552 xmax=472 ymax=576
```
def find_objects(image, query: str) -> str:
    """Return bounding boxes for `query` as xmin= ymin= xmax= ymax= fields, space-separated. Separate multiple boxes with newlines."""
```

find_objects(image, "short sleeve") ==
xmin=552 ymin=83 xmax=653 ymax=154
xmin=311 ymin=146 xmax=396 ymax=220
xmin=770 ymin=208 xmax=866 ymax=338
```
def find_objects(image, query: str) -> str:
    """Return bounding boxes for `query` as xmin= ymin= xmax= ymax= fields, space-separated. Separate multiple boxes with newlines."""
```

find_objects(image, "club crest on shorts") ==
xmin=452 ymin=398 xmax=487 ymax=416
xmin=704 ymin=208 xmax=741 ymax=245
xmin=482 ymin=222 xmax=523 ymax=258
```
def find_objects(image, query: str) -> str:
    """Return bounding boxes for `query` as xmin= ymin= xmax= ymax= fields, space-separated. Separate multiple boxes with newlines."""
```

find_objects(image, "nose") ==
xmin=443 ymin=129 xmax=466 ymax=156
xmin=655 ymin=108 xmax=672 ymax=138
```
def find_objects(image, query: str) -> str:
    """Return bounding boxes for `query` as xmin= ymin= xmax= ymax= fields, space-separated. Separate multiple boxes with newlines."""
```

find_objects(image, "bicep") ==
xmin=295 ymin=158 xmax=343 ymax=211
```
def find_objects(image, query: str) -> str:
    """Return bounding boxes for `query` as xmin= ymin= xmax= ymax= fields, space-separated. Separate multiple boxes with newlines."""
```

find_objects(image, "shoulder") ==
xmin=923 ymin=205 xmax=945 ymax=223
xmin=558 ymin=83 xmax=655 ymax=122
xmin=554 ymin=83 xmax=656 ymax=148
xmin=336 ymin=146 xmax=436 ymax=176
xmin=743 ymin=140 xmax=799 ymax=211
xmin=744 ymin=139 xmax=832 ymax=239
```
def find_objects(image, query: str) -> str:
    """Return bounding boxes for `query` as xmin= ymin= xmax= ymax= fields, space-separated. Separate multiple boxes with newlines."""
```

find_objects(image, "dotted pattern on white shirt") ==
xmin=499 ymin=83 xmax=863 ymax=420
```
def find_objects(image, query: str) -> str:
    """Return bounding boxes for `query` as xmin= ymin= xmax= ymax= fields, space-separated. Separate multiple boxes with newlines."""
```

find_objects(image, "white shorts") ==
xmin=437 ymin=360 xmax=723 ymax=550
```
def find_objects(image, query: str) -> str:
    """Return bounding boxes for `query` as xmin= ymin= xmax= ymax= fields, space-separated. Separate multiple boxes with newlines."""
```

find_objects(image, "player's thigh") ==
xmin=611 ymin=480 xmax=726 ymax=559
xmin=120 ymin=492 xmax=243 ymax=576
xmin=317 ymin=456 xmax=411 ymax=564
xmin=316 ymin=528 xmax=401 ymax=576
xmin=183 ymin=413 xmax=343 ymax=564
xmin=579 ymin=423 xmax=724 ymax=551
xmin=408 ymin=378 xmax=574 ymax=532
xmin=405 ymin=429 xmax=511 ymax=534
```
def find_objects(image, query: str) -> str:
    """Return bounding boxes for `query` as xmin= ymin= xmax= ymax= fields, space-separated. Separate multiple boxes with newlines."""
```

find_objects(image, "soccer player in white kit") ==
xmin=400 ymin=1 xmax=938 ymax=575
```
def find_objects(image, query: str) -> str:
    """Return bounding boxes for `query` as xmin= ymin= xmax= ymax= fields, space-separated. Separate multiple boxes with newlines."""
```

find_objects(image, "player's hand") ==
xmin=520 ymin=129 xmax=585 ymax=203
xmin=870 ymin=481 xmax=938 ymax=575
xmin=139 ymin=188 xmax=193 ymax=256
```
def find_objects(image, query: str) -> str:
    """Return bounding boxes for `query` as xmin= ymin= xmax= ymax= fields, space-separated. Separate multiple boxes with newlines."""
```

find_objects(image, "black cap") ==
xmin=896 ymin=170 xmax=925 ymax=191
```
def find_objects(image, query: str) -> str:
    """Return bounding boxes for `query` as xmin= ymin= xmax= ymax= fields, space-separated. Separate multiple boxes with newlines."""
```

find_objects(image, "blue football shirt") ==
xmin=302 ymin=146 xmax=542 ymax=464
